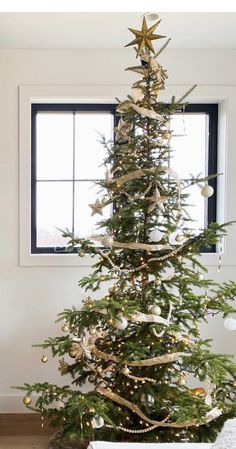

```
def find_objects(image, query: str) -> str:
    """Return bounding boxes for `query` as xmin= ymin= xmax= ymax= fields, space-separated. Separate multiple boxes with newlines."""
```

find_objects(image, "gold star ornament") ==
xmin=125 ymin=17 xmax=166 ymax=56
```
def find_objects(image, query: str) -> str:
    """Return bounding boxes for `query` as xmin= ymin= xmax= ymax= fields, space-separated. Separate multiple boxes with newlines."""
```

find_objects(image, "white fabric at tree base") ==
xmin=210 ymin=419 xmax=236 ymax=448
xmin=88 ymin=443 xmax=211 ymax=448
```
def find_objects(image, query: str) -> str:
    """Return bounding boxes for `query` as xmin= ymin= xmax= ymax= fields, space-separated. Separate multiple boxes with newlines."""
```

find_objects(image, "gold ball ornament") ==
xmin=69 ymin=350 xmax=78 ymax=358
xmin=190 ymin=387 xmax=206 ymax=396
xmin=23 ymin=395 xmax=32 ymax=406
xmin=41 ymin=355 xmax=48 ymax=363
xmin=78 ymin=251 xmax=85 ymax=257
xmin=62 ymin=324 xmax=69 ymax=333
xmin=69 ymin=342 xmax=80 ymax=358
xmin=163 ymin=130 xmax=171 ymax=140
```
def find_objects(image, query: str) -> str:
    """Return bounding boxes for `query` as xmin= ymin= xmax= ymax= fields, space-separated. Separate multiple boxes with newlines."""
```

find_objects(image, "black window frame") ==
xmin=31 ymin=102 xmax=218 ymax=254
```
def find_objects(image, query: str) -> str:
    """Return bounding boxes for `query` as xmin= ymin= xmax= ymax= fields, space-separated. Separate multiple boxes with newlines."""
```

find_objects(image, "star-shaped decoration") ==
xmin=89 ymin=199 xmax=104 ymax=216
xmin=147 ymin=187 xmax=169 ymax=213
xmin=125 ymin=17 xmax=166 ymax=57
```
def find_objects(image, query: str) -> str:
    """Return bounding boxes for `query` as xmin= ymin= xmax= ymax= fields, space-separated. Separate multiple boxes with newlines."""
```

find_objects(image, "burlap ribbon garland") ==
xmin=97 ymin=387 xmax=222 ymax=428
xmin=90 ymin=345 xmax=190 ymax=367
xmin=90 ymin=235 xmax=172 ymax=252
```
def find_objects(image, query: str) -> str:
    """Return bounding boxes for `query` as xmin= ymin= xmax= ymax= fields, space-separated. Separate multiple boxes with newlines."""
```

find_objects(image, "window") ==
xmin=31 ymin=104 xmax=116 ymax=253
xmin=171 ymin=104 xmax=218 ymax=252
xmin=31 ymin=103 xmax=217 ymax=254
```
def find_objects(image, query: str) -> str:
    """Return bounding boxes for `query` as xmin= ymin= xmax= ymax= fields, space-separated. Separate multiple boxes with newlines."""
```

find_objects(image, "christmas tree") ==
xmin=18 ymin=15 xmax=236 ymax=447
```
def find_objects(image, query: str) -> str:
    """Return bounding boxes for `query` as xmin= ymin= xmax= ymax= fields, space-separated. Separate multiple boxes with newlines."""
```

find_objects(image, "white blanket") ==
xmin=211 ymin=419 xmax=236 ymax=448
xmin=88 ymin=443 xmax=211 ymax=449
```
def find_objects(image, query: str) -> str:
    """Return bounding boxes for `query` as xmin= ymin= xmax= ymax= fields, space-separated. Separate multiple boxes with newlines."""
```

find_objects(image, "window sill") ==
xmin=19 ymin=252 xmax=222 ymax=268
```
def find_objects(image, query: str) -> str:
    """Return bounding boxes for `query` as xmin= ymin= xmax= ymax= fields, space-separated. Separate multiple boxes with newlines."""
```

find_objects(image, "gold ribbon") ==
xmin=90 ymin=346 xmax=190 ymax=366
xmin=97 ymin=387 xmax=221 ymax=428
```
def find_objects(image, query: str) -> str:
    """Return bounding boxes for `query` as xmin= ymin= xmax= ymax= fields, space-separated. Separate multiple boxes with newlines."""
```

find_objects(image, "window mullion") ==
xmin=72 ymin=111 xmax=76 ymax=237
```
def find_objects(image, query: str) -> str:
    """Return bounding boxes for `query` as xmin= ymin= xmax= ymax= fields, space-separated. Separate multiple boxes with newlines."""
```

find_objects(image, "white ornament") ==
xmin=147 ymin=394 xmax=155 ymax=405
xmin=149 ymin=229 xmax=164 ymax=243
xmin=201 ymin=185 xmax=214 ymax=198
xmin=91 ymin=415 xmax=104 ymax=429
xmin=102 ymin=235 xmax=114 ymax=247
xmin=148 ymin=305 xmax=161 ymax=316
xmin=114 ymin=316 xmax=128 ymax=330
xmin=224 ymin=318 xmax=236 ymax=331
xmin=121 ymin=366 xmax=130 ymax=376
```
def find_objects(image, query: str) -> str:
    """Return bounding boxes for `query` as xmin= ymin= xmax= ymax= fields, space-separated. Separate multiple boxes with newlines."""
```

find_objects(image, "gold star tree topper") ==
xmin=125 ymin=16 xmax=165 ymax=56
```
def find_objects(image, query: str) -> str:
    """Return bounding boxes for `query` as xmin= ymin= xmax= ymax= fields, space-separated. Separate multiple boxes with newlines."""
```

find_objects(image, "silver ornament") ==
xmin=148 ymin=305 xmax=161 ymax=316
xmin=91 ymin=415 xmax=104 ymax=429
xmin=102 ymin=235 xmax=114 ymax=247
xmin=114 ymin=316 xmax=128 ymax=330
xmin=224 ymin=318 xmax=236 ymax=331
xmin=149 ymin=229 xmax=164 ymax=242
xmin=146 ymin=394 xmax=155 ymax=405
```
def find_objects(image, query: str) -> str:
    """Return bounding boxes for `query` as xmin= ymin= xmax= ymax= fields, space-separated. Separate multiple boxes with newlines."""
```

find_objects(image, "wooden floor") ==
xmin=0 ymin=436 xmax=50 ymax=449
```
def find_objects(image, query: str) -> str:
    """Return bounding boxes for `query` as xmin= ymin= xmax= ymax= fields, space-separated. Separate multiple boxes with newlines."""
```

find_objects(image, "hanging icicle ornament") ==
xmin=201 ymin=184 xmax=214 ymax=198
xmin=218 ymin=236 xmax=223 ymax=272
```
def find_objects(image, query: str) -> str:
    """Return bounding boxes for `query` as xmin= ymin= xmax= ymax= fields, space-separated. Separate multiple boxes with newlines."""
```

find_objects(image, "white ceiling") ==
xmin=0 ymin=12 xmax=236 ymax=49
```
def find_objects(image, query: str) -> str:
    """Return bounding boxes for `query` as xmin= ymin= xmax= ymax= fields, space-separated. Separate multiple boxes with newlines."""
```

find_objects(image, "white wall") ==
xmin=1 ymin=47 xmax=236 ymax=412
